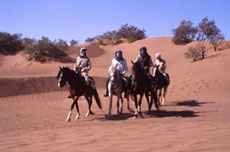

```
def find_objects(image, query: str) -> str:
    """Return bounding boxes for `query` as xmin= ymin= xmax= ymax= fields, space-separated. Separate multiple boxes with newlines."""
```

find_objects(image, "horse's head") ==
xmin=131 ymin=60 xmax=143 ymax=79
xmin=57 ymin=67 xmax=70 ymax=88
xmin=108 ymin=64 xmax=120 ymax=84
xmin=154 ymin=66 xmax=162 ymax=79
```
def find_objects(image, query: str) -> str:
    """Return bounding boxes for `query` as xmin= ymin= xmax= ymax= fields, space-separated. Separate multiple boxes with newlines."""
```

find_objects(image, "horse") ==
xmin=57 ymin=67 xmax=102 ymax=121
xmin=107 ymin=65 xmax=132 ymax=116
xmin=153 ymin=67 xmax=170 ymax=106
xmin=130 ymin=61 xmax=159 ymax=118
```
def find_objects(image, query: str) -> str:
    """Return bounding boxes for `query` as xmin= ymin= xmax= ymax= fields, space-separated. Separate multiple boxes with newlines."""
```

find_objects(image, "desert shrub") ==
xmin=118 ymin=24 xmax=146 ymax=43
xmin=0 ymin=32 xmax=24 ymax=55
xmin=85 ymin=24 xmax=146 ymax=45
xmin=185 ymin=43 xmax=206 ymax=61
xmin=197 ymin=17 xmax=225 ymax=51
xmin=70 ymin=39 xmax=79 ymax=46
xmin=85 ymin=37 xmax=96 ymax=43
xmin=172 ymin=20 xmax=198 ymax=45
xmin=54 ymin=39 xmax=69 ymax=50
xmin=23 ymin=36 xmax=68 ymax=63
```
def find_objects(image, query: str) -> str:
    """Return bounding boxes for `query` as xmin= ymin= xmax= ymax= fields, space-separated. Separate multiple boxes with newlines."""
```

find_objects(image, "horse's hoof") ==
xmin=138 ymin=111 xmax=142 ymax=116
xmin=66 ymin=118 xmax=71 ymax=122
xmin=133 ymin=114 xmax=138 ymax=119
xmin=89 ymin=111 xmax=95 ymax=115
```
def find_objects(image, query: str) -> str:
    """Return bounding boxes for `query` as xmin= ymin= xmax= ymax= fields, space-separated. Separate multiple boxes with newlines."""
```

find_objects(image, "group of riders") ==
xmin=74 ymin=46 xmax=169 ymax=97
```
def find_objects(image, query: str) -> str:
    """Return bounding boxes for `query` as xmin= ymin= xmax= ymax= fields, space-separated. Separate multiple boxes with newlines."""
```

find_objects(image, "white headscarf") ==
xmin=155 ymin=53 xmax=161 ymax=58
xmin=80 ymin=47 xmax=87 ymax=56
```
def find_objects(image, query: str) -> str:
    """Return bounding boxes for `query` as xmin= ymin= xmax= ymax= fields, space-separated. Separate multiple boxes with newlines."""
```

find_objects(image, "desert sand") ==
xmin=0 ymin=37 xmax=230 ymax=152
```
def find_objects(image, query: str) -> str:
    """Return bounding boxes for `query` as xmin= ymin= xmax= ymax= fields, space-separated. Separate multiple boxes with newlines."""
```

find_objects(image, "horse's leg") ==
xmin=66 ymin=96 xmax=79 ymax=121
xmin=75 ymin=97 xmax=80 ymax=120
xmin=120 ymin=95 xmax=124 ymax=114
xmin=153 ymin=90 xmax=159 ymax=111
xmin=116 ymin=96 xmax=120 ymax=115
xmin=145 ymin=92 xmax=151 ymax=114
xmin=85 ymin=96 xmax=94 ymax=118
xmin=138 ymin=94 xmax=144 ymax=116
xmin=133 ymin=95 xmax=138 ymax=118
xmin=109 ymin=94 xmax=113 ymax=116
xmin=162 ymin=86 xmax=168 ymax=106
xmin=159 ymin=89 xmax=162 ymax=106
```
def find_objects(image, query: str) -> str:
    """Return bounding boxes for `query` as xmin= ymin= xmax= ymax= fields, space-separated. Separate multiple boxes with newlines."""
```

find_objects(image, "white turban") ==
xmin=155 ymin=53 xmax=161 ymax=58
xmin=80 ymin=47 xmax=87 ymax=54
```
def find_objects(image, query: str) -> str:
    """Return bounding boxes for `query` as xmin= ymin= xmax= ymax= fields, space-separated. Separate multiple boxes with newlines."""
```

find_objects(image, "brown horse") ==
xmin=57 ymin=67 xmax=102 ymax=121
xmin=153 ymin=67 xmax=170 ymax=106
xmin=129 ymin=61 xmax=159 ymax=118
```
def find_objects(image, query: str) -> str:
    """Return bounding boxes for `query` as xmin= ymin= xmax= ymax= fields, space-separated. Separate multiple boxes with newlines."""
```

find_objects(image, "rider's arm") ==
xmin=74 ymin=56 xmax=80 ymax=71
xmin=134 ymin=56 xmax=140 ymax=63
xmin=81 ymin=58 xmax=92 ymax=72
xmin=149 ymin=57 xmax=154 ymax=67
xmin=122 ymin=59 xmax=128 ymax=75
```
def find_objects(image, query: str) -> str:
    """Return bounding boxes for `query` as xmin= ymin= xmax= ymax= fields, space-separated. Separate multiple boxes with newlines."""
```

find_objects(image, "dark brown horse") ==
xmin=154 ymin=67 xmax=170 ymax=106
xmin=129 ymin=61 xmax=159 ymax=118
xmin=57 ymin=67 xmax=102 ymax=121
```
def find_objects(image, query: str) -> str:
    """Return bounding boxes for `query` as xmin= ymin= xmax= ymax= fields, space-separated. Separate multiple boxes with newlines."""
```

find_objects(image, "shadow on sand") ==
xmin=94 ymin=113 xmax=134 ymax=121
xmin=151 ymin=110 xmax=200 ymax=118
xmin=90 ymin=100 xmax=213 ymax=121
xmin=172 ymin=100 xmax=215 ymax=107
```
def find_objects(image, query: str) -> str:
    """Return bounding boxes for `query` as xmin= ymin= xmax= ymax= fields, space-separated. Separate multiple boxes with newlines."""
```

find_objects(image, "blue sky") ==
xmin=1 ymin=0 xmax=229 ymax=44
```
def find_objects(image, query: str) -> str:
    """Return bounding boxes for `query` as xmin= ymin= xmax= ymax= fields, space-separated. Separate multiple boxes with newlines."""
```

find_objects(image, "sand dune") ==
xmin=0 ymin=37 xmax=230 ymax=152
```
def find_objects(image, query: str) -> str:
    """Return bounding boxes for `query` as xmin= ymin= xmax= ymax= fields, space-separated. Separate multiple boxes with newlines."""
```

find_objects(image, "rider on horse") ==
xmin=153 ymin=53 xmax=169 ymax=83
xmin=134 ymin=46 xmax=155 ymax=82
xmin=135 ymin=46 xmax=154 ymax=74
xmin=104 ymin=50 xmax=128 ymax=97
xmin=74 ymin=47 xmax=92 ymax=86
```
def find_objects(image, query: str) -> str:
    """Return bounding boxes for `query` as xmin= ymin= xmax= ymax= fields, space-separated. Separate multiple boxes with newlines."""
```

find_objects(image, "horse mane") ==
xmin=132 ymin=61 xmax=145 ymax=79
xmin=61 ymin=67 xmax=83 ymax=84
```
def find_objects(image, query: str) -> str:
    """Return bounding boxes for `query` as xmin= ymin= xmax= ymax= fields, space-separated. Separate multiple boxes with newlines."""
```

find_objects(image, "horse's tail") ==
xmin=166 ymin=73 xmax=170 ymax=85
xmin=93 ymin=89 xmax=102 ymax=109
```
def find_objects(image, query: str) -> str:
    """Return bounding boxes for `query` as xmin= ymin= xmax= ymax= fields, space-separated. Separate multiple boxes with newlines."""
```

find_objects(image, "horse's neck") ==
xmin=68 ymin=73 xmax=84 ymax=87
xmin=156 ymin=71 xmax=163 ymax=79
xmin=135 ymin=71 xmax=145 ymax=80
xmin=109 ymin=72 xmax=123 ymax=94
xmin=110 ymin=71 xmax=121 ymax=83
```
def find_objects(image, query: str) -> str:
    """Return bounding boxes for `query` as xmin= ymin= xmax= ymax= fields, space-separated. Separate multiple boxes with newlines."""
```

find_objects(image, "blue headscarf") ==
xmin=140 ymin=47 xmax=147 ymax=58
xmin=115 ymin=50 xmax=123 ymax=61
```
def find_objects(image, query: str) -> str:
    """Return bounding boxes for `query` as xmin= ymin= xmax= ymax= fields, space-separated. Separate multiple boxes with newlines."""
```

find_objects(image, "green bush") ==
xmin=197 ymin=17 xmax=225 ymax=51
xmin=172 ymin=20 xmax=198 ymax=45
xmin=23 ymin=36 xmax=70 ymax=63
xmin=85 ymin=24 xmax=146 ymax=45
xmin=70 ymin=39 xmax=79 ymax=46
xmin=0 ymin=32 xmax=24 ymax=55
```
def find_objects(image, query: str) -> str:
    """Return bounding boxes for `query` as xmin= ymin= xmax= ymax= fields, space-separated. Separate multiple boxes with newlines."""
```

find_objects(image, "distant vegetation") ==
xmin=184 ymin=42 xmax=206 ymax=61
xmin=0 ymin=32 xmax=78 ymax=63
xmin=0 ymin=23 xmax=146 ymax=62
xmin=172 ymin=20 xmax=198 ymax=45
xmin=172 ymin=17 xmax=224 ymax=51
xmin=172 ymin=17 xmax=225 ymax=62
xmin=0 ymin=20 xmax=226 ymax=63
xmin=23 ymin=36 xmax=71 ymax=63
xmin=85 ymin=24 xmax=147 ymax=45
xmin=0 ymin=32 xmax=24 ymax=55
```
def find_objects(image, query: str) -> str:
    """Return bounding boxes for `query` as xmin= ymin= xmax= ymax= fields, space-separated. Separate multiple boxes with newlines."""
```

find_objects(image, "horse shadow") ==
xmin=172 ymin=100 xmax=215 ymax=107
xmin=149 ymin=100 xmax=215 ymax=118
xmin=95 ymin=113 xmax=134 ymax=121
xmin=150 ymin=110 xmax=201 ymax=118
